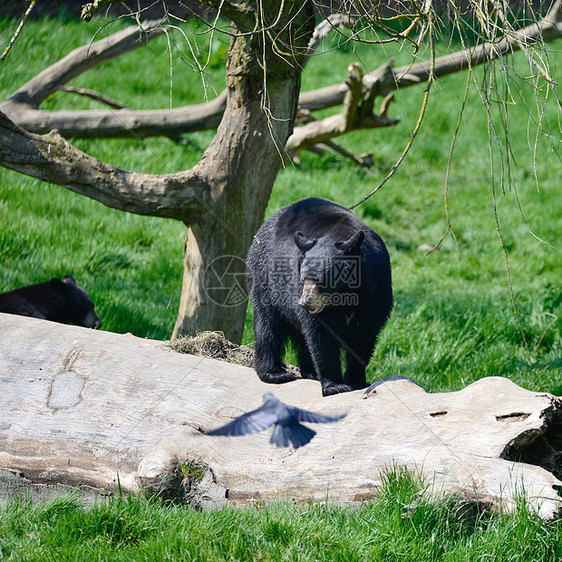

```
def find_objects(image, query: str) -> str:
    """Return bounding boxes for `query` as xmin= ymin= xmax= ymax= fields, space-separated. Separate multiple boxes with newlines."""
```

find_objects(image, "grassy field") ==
xmin=2 ymin=470 xmax=562 ymax=561
xmin=0 ymin=14 xmax=561 ymax=560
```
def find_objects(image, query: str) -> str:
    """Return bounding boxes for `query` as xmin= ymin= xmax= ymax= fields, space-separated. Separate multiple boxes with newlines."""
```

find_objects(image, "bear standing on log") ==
xmin=247 ymin=198 xmax=393 ymax=397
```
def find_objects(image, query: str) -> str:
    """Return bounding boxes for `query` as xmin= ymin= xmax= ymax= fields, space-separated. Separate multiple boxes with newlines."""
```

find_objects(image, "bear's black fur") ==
xmin=247 ymin=197 xmax=392 ymax=396
xmin=0 ymin=275 xmax=102 ymax=328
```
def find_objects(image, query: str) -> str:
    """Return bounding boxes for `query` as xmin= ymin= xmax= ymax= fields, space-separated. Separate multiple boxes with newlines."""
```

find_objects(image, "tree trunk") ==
xmin=2 ymin=314 xmax=562 ymax=519
xmin=171 ymin=4 xmax=314 ymax=340
xmin=0 ymin=2 xmax=315 ymax=343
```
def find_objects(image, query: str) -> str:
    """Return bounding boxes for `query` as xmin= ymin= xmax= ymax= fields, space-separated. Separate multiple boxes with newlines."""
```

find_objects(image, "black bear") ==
xmin=247 ymin=197 xmax=392 ymax=397
xmin=0 ymin=275 xmax=102 ymax=328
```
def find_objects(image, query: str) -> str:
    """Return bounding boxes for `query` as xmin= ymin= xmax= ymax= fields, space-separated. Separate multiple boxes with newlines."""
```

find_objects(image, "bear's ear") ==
xmin=338 ymin=230 xmax=364 ymax=254
xmin=50 ymin=278 xmax=69 ymax=293
xmin=62 ymin=275 xmax=77 ymax=286
xmin=294 ymin=231 xmax=317 ymax=253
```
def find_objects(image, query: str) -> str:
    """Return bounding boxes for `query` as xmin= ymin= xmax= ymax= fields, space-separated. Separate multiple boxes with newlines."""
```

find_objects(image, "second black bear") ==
xmin=0 ymin=275 xmax=102 ymax=328
xmin=247 ymin=197 xmax=393 ymax=396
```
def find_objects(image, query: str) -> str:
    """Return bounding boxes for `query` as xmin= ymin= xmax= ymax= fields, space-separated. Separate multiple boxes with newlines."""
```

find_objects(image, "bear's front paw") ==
xmin=321 ymin=380 xmax=354 ymax=397
xmin=258 ymin=371 xmax=299 ymax=384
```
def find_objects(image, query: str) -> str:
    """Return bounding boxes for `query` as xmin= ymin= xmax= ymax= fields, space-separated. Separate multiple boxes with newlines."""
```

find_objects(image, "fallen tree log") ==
xmin=0 ymin=313 xmax=561 ymax=519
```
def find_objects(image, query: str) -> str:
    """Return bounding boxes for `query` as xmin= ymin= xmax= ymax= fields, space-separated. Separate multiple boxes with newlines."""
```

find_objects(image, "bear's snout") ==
xmin=82 ymin=309 xmax=102 ymax=329
xmin=298 ymin=279 xmax=326 ymax=314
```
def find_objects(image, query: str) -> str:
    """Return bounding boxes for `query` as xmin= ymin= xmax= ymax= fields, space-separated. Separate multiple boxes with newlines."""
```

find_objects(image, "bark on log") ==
xmin=1 ymin=313 xmax=561 ymax=519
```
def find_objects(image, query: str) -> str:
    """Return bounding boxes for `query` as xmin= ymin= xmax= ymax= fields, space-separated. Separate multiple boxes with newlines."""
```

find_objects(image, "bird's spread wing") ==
xmin=207 ymin=407 xmax=278 ymax=437
xmin=292 ymin=407 xmax=346 ymax=424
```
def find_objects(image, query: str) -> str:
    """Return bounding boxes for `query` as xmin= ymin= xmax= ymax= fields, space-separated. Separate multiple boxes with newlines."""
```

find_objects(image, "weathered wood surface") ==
xmin=1 ymin=313 xmax=561 ymax=519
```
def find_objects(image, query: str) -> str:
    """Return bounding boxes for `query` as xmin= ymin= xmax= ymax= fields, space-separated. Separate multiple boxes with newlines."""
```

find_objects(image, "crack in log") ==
xmin=429 ymin=411 xmax=448 ymax=418
xmin=47 ymin=347 xmax=85 ymax=410
xmin=180 ymin=421 xmax=206 ymax=434
xmin=496 ymin=412 xmax=531 ymax=422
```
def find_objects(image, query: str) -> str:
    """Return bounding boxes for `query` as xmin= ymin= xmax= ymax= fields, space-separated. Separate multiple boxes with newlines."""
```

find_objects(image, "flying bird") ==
xmin=207 ymin=392 xmax=345 ymax=448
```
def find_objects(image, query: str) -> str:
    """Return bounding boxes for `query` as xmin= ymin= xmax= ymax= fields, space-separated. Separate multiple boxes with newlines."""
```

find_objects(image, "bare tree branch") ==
xmin=2 ymin=94 xmax=227 ymax=138
xmin=59 ymin=85 xmax=129 ymax=109
xmin=304 ymin=141 xmax=374 ymax=167
xmin=1 ymin=0 xmax=37 ymax=61
xmin=299 ymin=0 xmax=562 ymax=111
xmin=291 ymin=108 xmax=374 ymax=167
xmin=303 ymin=13 xmax=355 ymax=67
xmin=286 ymin=62 xmax=399 ymax=157
xmin=0 ymin=111 xmax=210 ymax=223
xmin=4 ymin=18 xmax=166 ymax=109
xmin=1 ymin=3 xmax=559 ymax=141
xmin=0 ymin=17 xmax=226 ymax=138
xmin=59 ymin=85 xmax=192 ymax=143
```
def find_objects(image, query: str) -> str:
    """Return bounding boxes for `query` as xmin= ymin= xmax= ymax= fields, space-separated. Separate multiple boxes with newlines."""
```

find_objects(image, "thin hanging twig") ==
xmin=1 ymin=0 xmax=38 ymax=61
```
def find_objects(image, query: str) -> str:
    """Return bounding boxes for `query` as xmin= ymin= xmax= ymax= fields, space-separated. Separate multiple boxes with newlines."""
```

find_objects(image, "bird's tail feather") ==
xmin=270 ymin=423 xmax=290 ymax=447
xmin=289 ymin=422 xmax=316 ymax=448
xmin=270 ymin=422 xmax=316 ymax=448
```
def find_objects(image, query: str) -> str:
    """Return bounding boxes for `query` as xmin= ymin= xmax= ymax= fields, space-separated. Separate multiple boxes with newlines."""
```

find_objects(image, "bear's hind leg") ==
xmin=294 ymin=337 xmax=319 ymax=380
xmin=344 ymin=330 xmax=377 ymax=390
xmin=253 ymin=313 xmax=298 ymax=384
xmin=321 ymin=379 xmax=354 ymax=396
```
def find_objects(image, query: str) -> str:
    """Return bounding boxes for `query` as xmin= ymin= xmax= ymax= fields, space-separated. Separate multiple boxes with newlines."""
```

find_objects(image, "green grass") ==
xmin=2 ymin=470 xmax=562 ymax=561
xmin=0 ymin=15 xmax=561 ymax=559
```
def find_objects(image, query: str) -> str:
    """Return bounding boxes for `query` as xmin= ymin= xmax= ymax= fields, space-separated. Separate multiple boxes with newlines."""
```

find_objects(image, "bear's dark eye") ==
xmin=302 ymin=274 xmax=320 ymax=283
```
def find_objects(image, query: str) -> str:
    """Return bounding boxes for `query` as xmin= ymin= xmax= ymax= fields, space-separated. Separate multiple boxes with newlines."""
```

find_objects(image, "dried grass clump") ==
xmin=169 ymin=331 xmax=255 ymax=367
